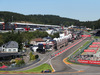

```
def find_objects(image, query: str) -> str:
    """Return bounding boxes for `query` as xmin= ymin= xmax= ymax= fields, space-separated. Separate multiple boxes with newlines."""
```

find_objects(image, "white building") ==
xmin=46 ymin=30 xmax=58 ymax=35
xmin=0 ymin=41 xmax=19 ymax=53
xmin=31 ymin=45 xmax=38 ymax=52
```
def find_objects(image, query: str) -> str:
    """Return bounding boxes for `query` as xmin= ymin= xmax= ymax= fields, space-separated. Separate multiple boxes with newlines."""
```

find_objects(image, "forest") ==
xmin=0 ymin=11 xmax=80 ymax=26
xmin=0 ymin=11 xmax=100 ymax=29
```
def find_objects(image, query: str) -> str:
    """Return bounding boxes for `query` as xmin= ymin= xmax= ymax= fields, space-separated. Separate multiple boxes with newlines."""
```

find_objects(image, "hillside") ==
xmin=80 ymin=20 xmax=100 ymax=29
xmin=0 ymin=11 xmax=100 ymax=29
xmin=0 ymin=11 xmax=80 ymax=26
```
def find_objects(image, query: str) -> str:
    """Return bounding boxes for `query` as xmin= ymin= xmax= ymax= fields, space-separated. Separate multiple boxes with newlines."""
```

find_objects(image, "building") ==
xmin=30 ymin=38 xmax=45 ymax=45
xmin=30 ymin=45 xmax=38 ymax=52
xmin=0 ymin=41 xmax=18 ymax=53
xmin=43 ymin=37 xmax=52 ymax=41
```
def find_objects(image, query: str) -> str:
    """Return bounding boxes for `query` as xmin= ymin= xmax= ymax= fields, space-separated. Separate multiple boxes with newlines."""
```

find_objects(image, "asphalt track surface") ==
xmin=51 ymin=38 xmax=88 ymax=72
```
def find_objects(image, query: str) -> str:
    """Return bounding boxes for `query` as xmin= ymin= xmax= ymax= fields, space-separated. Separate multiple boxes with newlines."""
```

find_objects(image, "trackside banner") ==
xmin=81 ymin=35 xmax=91 ymax=37
xmin=84 ymin=49 xmax=95 ymax=52
xmin=78 ymin=59 xmax=100 ymax=65
xmin=92 ymin=42 xmax=100 ymax=44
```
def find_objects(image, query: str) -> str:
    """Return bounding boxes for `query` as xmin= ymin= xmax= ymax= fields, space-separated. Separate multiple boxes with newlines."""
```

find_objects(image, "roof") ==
xmin=43 ymin=37 xmax=52 ymax=39
xmin=11 ymin=22 xmax=60 ymax=27
xmin=3 ymin=41 xmax=18 ymax=48
xmin=0 ymin=53 xmax=21 ymax=57
xmin=31 ymin=38 xmax=44 ymax=42
xmin=15 ymin=58 xmax=22 ymax=60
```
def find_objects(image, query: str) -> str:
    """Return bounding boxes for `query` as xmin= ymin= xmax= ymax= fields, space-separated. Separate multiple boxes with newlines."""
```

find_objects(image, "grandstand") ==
xmin=0 ymin=22 xmax=60 ymax=30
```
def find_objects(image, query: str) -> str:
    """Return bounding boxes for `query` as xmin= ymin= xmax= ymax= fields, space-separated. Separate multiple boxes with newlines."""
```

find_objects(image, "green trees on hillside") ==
xmin=0 ymin=11 xmax=100 ymax=29
xmin=0 ymin=11 xmax=79 ymax=26
xmin=80 ymin=20 xmax=100 ymax=29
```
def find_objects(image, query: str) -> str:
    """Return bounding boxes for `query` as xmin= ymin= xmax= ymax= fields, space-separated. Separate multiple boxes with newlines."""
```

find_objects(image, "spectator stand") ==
xmin=68 ymin=40 xmax=94 ymax=64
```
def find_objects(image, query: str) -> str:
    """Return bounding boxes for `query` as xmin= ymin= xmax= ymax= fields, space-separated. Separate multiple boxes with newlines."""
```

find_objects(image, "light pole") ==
xmin=11 ymin=16 xmax=14 ymax=30
xmin=12 ymin=16 xmax=13 ymax=22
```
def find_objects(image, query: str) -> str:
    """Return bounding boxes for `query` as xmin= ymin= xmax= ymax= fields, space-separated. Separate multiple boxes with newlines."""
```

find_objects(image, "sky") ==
xmin=0 ymin=0 xmax=100 ymax=21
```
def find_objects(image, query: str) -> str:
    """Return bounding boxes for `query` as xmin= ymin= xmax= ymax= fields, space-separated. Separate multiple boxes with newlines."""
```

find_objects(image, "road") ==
xmin=51 ymin=37 xmax=88 ymax=72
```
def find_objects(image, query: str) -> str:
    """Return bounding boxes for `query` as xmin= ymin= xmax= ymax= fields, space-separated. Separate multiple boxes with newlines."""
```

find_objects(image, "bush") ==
xmin=35 ymin=55 xmax=39 ymax=59
xmin=29 ymin=52 xmax=33 ymax=60
xmin=29 ymin=52 xmax=36 ymax=60
xmin=29 ymin=52 xmax=33 ymax=57
xmin=16 ymin=60 xmax=25 ymax=67
xmin=31 ymin=55 xmax=35 ymax=60
xmin=0 ymin=62 xmax=2 ymax=66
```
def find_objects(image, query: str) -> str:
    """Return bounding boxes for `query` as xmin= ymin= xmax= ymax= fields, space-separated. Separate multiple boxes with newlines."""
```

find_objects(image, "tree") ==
xmin=31 ymin=55 xmax=35 ymax=60
xmin=35 ymin=55 xmax=39 ymax=59
xmin=16 ymin=60 xmax=25 ymax=67
xmin=0 ymin=11 xmax=80 ymax=26
xmin=29 ymin=52 xmax=33 ymax=59
xmin=29 ymin=52 xmax=35 ymax=60
xmin=49 ymin=32 xmax=59 ymax=38
xmin=0 ymin=35 xmax=4 ymax=46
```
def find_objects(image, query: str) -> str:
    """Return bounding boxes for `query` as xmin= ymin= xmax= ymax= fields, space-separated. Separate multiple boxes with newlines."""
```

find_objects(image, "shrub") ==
xmin=29 ymin=52 xmax=33 ymax=57
xmin=31 ymin=55 xmax=35 ymax=60
xmin=29 ymin=52 xmax=33 ymax=60
xmin=29 ymin=52 xmax=36 ymax=60
xmin=35 ymin=55 xmax=39 ymax=59
xmin=16 ymin=60 xmax=25 ymax=67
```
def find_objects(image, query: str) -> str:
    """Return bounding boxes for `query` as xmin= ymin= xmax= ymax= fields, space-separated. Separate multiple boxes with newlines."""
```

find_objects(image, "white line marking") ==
xmin=49 ymin=59 xmax=56 ymax=72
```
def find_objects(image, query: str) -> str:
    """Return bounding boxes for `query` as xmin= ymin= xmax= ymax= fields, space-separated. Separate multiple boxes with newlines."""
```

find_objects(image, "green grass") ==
xmin=21 ymin=63 xmax=52 ymax=72
xmin=0 ymin=63 xmax=52 ymax=73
